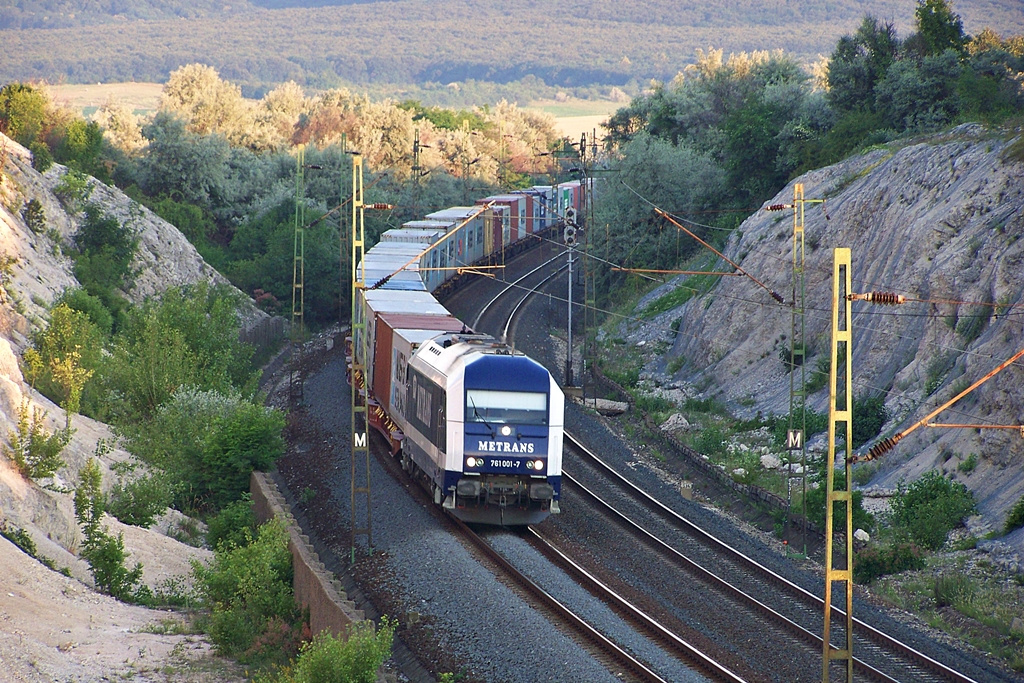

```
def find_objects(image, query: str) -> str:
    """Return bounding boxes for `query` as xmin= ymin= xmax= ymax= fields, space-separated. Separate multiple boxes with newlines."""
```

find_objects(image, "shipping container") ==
xmin=372 ymin=313 xmax=467 ymax=425
xmin=355 ymin=289 xmax=451 ymax=391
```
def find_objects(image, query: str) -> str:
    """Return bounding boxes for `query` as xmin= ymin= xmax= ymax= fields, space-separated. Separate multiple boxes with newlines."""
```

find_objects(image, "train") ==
xmin=350 ymin=180 xmax=584 ymax=525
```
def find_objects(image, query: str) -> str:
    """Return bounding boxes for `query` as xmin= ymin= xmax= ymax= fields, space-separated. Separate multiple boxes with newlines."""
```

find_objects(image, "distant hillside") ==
xmin=0 ymin=0 xmax=255 ymax=30
xmin=2 ymin=0 xmax=1022 ymax=94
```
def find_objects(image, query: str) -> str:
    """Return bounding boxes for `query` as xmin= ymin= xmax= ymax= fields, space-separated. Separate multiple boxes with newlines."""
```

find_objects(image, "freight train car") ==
xmin=349 ymin=182 xmax=582 ymax=524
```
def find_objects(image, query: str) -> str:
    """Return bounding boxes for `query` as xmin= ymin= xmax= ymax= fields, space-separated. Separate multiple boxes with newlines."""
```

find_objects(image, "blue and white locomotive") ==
xmin=352 ymin=184 xmax=581 ymax=525
xmin=403 ymin=332 xmax=563 ymax=525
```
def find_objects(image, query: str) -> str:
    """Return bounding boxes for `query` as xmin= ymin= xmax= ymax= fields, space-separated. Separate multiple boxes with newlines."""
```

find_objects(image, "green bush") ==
xmin=1 ymin=523 xmax=37 ymax=556
xmin=206 ymin=494 xmax=258 ymax=551
xmin=853 ymin=542 xmax=926 ymax=584
xmin=26 ymin=302 xmax=105 ymax=416
xmin=21 ymin=198 xmax=46 ymax=234
xmin=73 ymin=203 xmax=139 ymax=293
xmin=125 ymin=387 xmax=285 ymax=513
xmin=804 ymin=469 xmax=875 ymax=533
xmin=108 ymin=469 xmax=173 ymax=528
xmin=852 ymin=394 xmax=888 ymax=449
xmin=2 ymin=400 xmax=71 ymax=479
xmin=1004 ymin=495 xmax=1024 ymax=534
xmin=100 ymin=283 xmax=259 ymax=423
xmin=54 ymin=287 xmax=114 ymax=337
xmin=933 ymin=573 xmax=975 ymax=609
xmin=53 ymin=169 xmax=93 ymax=212
xmin=694 ymin=425 xmax=726 ymax=457
xmin=74 ymin=458 xmax=149 ymax=602
xmin=193 ymin=517 xmax=300 ymax=664
xmin=957 ymin=453 xmax=978 ymax=474
xmin=890 ymin=470 xmax=977 ymax=550
xmin=289 ymin=619 xmax=397 ymax=683
xmin=634 ymin=393 xmax=674 ymax=417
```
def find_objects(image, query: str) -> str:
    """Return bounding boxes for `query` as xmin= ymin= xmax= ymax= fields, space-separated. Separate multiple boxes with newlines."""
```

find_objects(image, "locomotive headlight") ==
xmin=525 ymin=460 xmax=534 ymax=469
xmin=500 ymin=425 xmax=512 ymax=437
xmin=532 ymin=459 xmax=545 ymax=470
xmin=466 ymin=457 xmax=480 ymax=468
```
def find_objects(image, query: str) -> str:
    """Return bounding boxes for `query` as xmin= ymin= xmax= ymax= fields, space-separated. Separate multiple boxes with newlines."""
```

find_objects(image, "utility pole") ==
xmin=823 ymin=248 xmax=854 ymax=682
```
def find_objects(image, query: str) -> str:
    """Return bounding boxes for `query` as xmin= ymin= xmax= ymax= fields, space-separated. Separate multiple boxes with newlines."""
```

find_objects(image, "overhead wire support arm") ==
xmin=654 ymin=207 xmax=786 ymax=304
xmin=611 ymin=268 xmax=742 ymax=277
xmin=855 ymin=345 xmax=1024 ymax=462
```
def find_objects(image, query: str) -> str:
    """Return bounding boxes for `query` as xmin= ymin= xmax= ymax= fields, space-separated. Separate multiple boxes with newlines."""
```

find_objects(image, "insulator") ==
xmin=869 ymin=291 xmax=905 ymax=305
xmin=770 ymin=290 xmax=785 ymax=304
xmin=766 ymin=204 xmax=790 ymax=212
xmin=368 ymin=203 xmax=394 ymax=210
xmin=867 ymin=434 xmax=902 ymax=460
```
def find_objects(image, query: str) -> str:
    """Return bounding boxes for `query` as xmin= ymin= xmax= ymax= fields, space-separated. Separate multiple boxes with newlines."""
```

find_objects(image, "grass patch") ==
xmin=875 ymin=557 xmax=1024 ymax=672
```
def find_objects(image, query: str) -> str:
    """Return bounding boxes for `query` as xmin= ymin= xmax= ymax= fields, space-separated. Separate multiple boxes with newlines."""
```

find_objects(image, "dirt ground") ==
xmin=0 ymin=526 xmax=246 ymax=682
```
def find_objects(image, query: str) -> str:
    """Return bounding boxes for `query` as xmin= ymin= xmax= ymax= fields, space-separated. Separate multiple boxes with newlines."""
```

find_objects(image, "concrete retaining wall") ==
xmin=251 ymin=472 xmax=365 ymax=638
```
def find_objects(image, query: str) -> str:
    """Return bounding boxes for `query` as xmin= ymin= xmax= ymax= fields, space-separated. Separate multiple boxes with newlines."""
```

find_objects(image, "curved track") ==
xmin=562 ymin=434 xmax=982 ymax=683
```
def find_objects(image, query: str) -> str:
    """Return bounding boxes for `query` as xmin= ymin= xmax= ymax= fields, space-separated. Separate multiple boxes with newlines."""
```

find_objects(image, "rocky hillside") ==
xmin=0 ymin=131 xmax=264 ymax=595
xmin=624 ymin=123 xmax=1024 ymax=540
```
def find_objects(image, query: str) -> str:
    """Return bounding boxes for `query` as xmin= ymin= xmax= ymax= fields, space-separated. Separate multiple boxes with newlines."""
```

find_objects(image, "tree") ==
xmin=162 ymin=64 xmax=253 ymax=145
xmin=874 ymin=50 xmax=963 ymax=131
xmin=29 ymin=303 xmax=104 ymax=413
xmin=826 ymin=17 xmax=900 ymax=114
xmin=889 ymin=470 xmax=976 ymax=550
xmin=54 ymin=119 xmax=105 ymax=178
xmin=93 ymin=100 xmax=146 ymax=154
xmin=137 ymin=111 xmax=230 ymax=208
xmin=914 ymin=0 xmax=968 ymax=57
xmin=0 ymin=82 xmax=49 ymax=146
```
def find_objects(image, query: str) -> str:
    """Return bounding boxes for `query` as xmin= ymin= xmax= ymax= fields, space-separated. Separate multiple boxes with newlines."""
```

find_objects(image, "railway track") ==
xmin=562 ymin=433 xmax=982 ymax=683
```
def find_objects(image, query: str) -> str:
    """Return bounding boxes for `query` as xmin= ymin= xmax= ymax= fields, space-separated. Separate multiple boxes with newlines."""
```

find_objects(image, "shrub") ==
xmin=74 ymin=458 xmax=149 ymax=602
xmin=694 ymin=424 xmax=726 ymax=457
xmin=100 ymin=283 xmax=258 ymax=423
xmin=933 ymin=573 xmax=975 ymax=609
xmin=29 ymin=141 xmax=53 ymax=172
xmin=72 ymin=203 xmax=139 ymax=296
xmin=889 ymin=470 xmax=977 ymax=550
xmin=206 ymin=494 xmax=258 ymax=551
xmin=124 ymin=387 xmax=285 ymax=513
xmin=2 ymin=400 xmax=71 ymax=479
xmin=27 ymin=303 xmax=103 ymax=425
xmin=804 ymin=469 xmax=875 ymax=533
xmin=852 ymin=394 xmax=888 ymax=449
xmin=53 ymin=169 xmax=93 ymax=213
xmin=192 ymin=517 xmax=300 ymax=664
xmin=1 ymin=523 xmax=37 ymax=556
xmin=957 ymin=453 xmax=978 ymax=474
xmin=21 ymin=198 xmax=45 ymax=234
xmin=108 ymin=469 xmax=173 ymax=528
xmin=1004 ymin=495 xmax=1024 ymax=534
xmin=853 ymin=542 xmax=926 ymax=583
xmin=290 ymin=618 xmax=397 ymax=683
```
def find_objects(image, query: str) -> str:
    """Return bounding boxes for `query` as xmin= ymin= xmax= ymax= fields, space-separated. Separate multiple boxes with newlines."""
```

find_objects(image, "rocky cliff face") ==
xmin=0 ymin=132 xmax=260 ymax=584
xmin=624 ymin=123 xmax=1024 ymax=536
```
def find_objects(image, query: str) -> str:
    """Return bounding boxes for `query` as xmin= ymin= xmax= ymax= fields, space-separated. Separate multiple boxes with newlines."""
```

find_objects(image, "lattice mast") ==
xmin=823 ymin=248 xmax=854 ymax=682
xmin=290 ymin=146 xmax=307 ymax=400
xmin=349 ymin=152 xmax=372 ymax=558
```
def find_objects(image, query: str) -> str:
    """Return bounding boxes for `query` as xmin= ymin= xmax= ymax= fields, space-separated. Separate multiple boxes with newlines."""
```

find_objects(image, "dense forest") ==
xmin=3 ymin=0 xmax=1023 ymax=99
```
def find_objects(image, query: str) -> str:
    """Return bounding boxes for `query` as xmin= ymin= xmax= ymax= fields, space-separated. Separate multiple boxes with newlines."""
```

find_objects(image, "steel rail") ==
xmin=526 ymin=527 xmax=750 ymax=683
xmin=564 ymin=433 xmax=979 ymax=683
xmin=450 ymin=517 xmax=671 ymax=683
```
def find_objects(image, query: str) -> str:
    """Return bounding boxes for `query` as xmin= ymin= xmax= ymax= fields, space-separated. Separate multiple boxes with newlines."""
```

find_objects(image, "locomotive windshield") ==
xmin=466 ymin=389 xmax=547 ymax=425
